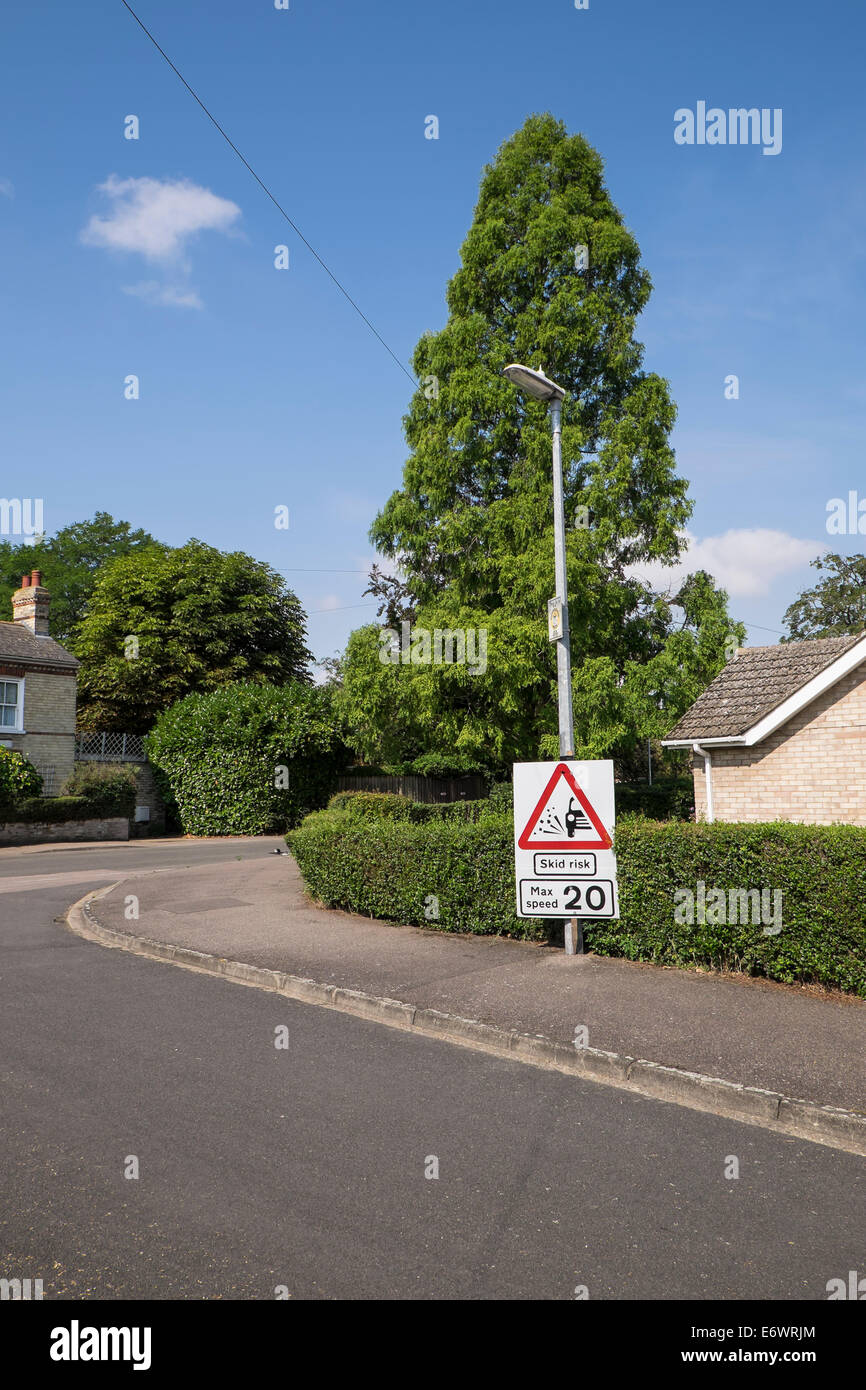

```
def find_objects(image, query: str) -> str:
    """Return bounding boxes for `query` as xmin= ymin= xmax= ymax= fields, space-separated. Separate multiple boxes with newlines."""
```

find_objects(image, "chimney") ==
xmin=12 ymin=570 xmax=50 ymax=636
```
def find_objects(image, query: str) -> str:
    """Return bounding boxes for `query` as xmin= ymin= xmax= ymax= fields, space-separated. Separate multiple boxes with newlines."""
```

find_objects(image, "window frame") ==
xmin=0 ymin=677 xmax=24 ymax=733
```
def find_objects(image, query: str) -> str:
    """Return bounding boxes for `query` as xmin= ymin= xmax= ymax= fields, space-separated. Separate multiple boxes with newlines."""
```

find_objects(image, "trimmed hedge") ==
xmin=147 ymin=680 xmax=345 ymax=836
xmin=60 ymin=763 xmax=138 ymax=819
xmin=288 ymin=804 xmax=866 ymax=995
xmin=327 ymin=791 xmax=417 ymax=821
xmin=326 ymin=790 xmax=496 ymax=825
xmin=486 ymin=782 xmax=514 ymax=815
xmin=1 ymin=765 xmax=137 ymax=825
xmin=604 ymin=818 xmax=866 ymax=995
xmin=2 ymin=796 xmax=114 ymax=825
xmin=288 ymin=809 xmax=543 ymax=939
xmin=0 ymin=760 xmax=137 ymax=826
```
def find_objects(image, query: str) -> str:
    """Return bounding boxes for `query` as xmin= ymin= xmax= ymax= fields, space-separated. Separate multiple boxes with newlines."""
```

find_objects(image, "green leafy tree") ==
xmin=339 ymin=574 xmax=739 ymax=776
xmin=0 ymin=512 xmax=158 ymax=642
xmin=74 ymin=540 xmax=312 ymax=731
xmin=362 ymin=563 xmax=415 ymax=627
xmin=782 ymin=553 xmax=866 ymax=640
xmin=342 ymin=114 xmax=737 ymax=768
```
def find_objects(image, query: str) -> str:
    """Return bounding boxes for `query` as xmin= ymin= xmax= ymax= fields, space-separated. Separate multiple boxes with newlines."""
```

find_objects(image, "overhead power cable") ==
xmin=309 ymin=601 xmax=378 ymax=615
xmin=119 ymin=1 xmax=416 ymax=386
xmin=735 ymin=619 xmax=786 ymax=637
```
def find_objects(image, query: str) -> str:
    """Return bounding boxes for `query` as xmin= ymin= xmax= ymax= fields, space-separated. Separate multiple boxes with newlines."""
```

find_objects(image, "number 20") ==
xmin=563 ymin=883 xmax=606 ymax=912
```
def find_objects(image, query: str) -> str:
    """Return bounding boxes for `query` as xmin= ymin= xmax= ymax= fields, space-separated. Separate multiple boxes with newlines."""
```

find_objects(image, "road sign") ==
xmin=513 ymin=760 xmax=619 ymax=920
xmin=547 ymin=597 xmax=563 ymax=641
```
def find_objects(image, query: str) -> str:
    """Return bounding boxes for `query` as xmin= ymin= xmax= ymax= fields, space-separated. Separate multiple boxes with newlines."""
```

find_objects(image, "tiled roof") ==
xmin=664 ymin=634 xmax=866 ymax=741
xmin=0 ymin=622 xmax=79 ymax=668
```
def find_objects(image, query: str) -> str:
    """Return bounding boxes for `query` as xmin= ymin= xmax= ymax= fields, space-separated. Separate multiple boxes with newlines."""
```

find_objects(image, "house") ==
xmin=662 ymin=633 xmax=866 ymax=825
xmin=0 ymin=571 xmax=79 ymax=793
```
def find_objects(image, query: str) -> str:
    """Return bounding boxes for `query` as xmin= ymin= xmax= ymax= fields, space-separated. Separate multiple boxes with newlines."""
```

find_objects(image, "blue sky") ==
xmin=2 ymin=0 xmax=865 ymax=663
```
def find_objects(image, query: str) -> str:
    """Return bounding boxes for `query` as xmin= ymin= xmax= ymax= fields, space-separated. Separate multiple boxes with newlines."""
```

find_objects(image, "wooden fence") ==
xmin=335 ymin=774 xmax=486 ymax=804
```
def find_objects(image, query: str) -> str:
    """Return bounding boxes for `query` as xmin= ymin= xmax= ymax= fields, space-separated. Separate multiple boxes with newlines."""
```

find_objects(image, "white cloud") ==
xmin=317 ymin=594 xmax=342 ymax=611
xmin=81 ymin=175 xmax=240 ymax=262
xmin=122 ymin=280 xmax=203 ymax=310
xmin=628 ymin=528 xmax=824 ymax=599
xmin=0 ymin=177 xmax=14 ymax=199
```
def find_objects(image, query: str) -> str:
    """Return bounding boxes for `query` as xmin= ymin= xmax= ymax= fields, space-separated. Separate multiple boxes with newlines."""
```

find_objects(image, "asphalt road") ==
xmin=2 ymin=839 xmax=865 ymax=1300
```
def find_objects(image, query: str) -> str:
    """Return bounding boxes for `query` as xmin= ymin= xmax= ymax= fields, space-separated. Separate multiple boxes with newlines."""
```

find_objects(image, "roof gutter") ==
xmin=661 ymin=735 xmax=747 ymax=749
xmin=691 ymin=742 xmax=714 ymax=823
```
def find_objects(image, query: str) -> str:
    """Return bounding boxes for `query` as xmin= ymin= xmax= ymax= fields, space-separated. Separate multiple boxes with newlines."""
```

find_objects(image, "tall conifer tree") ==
xmin=342 ymin=115 xmax=739 ymax=769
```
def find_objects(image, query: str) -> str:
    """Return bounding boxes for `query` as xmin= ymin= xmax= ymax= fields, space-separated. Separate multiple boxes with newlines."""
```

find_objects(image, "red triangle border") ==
xmin=517 ymin=762 xmax=612 ymax=851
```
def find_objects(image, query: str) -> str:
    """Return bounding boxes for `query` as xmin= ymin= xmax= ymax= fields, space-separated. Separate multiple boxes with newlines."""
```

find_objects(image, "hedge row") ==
xmin=607 ymin=819 xmax=866 ymax=995
xmin=288 ymin=810 xmax=866 ymax=995
xmin=326 ymin=783 xmax=693 ymax=825
xmin=288 ymin=809 xmax=545 ymax=940
xmin=326 ymin=790 xmax=498 ymax=824
xmin=480 ymin=779 xmax=693 ymax=821
xmin=1 ymin=796 xmax=129 ymax=826
xmin=0 ymin=753 xmax=140 ymax=826
xmin=60 ymin=763 xmax=138 ymax=819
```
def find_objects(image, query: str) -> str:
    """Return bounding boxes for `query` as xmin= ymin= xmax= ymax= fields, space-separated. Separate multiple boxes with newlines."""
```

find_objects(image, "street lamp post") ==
xmin=503 ymin=364 xmax=581 ymax=957
xmin=503 ymin=364 xmax=574 ymax=757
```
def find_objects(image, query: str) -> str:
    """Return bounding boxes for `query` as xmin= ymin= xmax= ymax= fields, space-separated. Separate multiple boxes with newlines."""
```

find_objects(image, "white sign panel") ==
xmin=547 ymin=597 xmax=563 ymax=642
xmin=513 ymin=760 xmax=619 ymax=919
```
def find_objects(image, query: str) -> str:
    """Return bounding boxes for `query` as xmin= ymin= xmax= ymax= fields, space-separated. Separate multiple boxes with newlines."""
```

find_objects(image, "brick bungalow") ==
xmin=662 ymin=633 xmax=866 ymax=825
xmin=0 ymin=571 xmax=79 ymax=793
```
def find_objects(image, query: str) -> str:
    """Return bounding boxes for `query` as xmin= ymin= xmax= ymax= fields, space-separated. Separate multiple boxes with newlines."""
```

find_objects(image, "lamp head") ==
xmin=502 ymin=363 xmax=566 ymax=402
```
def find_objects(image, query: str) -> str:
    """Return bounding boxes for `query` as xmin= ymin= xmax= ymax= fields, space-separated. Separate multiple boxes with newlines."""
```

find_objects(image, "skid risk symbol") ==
xmin=517 ymin=763 xmax=612 ymax=851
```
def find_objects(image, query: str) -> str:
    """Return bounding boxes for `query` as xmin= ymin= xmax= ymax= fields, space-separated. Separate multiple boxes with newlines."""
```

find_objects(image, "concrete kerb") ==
xmin=66 ymin=887 xmax=866 ymax=1158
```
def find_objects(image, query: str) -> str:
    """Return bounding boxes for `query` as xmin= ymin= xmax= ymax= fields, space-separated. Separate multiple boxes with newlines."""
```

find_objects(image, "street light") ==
xmin=503 ymin=363 xmax=574 ymax=759
xmin=502 ymin=364 xmax=565 ymax=403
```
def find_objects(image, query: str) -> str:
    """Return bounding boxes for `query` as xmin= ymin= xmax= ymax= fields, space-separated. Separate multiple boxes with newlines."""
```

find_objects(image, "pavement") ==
xmin=3 ymin=836 xmax=866 ymax=1302
xmin=54 ymin=836 xmax=866 ymax=1128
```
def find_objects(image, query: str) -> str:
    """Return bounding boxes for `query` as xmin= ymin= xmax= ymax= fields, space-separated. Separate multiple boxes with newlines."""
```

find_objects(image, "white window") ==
xmin=0 ymin=679 xmax=22 ymax=730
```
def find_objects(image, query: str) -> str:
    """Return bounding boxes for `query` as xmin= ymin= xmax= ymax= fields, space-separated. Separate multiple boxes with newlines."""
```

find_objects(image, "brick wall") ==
xmin=2 ymin=669 xmax=77 ymax=792
xmin=693 ymin=666 xmax=866 ymax=824
xmin=132 ymin=762 xmax=166 ymax=832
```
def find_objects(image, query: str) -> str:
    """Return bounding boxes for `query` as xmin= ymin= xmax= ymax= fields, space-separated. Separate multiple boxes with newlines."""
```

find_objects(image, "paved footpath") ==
xmin=45 ymin=835 xmax=866 ymax=1122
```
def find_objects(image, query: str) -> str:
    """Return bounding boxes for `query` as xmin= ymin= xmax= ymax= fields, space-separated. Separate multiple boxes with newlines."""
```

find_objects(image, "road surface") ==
xmin=1 ymin=839 xmax=864 ymax=1300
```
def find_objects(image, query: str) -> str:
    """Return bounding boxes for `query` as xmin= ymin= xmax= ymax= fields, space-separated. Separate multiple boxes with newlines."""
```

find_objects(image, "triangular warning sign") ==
xmin=518 ymin=763 xmax=612 ymax=851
